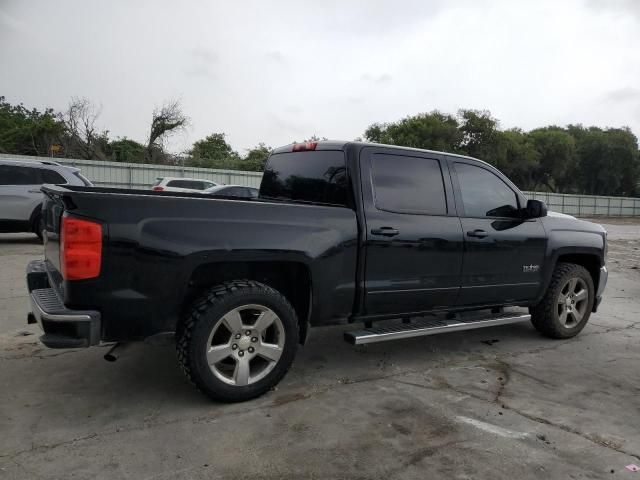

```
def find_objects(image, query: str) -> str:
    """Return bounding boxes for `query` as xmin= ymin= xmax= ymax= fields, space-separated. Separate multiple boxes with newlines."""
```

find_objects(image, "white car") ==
xmin=152 ymin=177 xmax=218 ymax=193
xmin=0 ymin=159 xmax=92 ymax=239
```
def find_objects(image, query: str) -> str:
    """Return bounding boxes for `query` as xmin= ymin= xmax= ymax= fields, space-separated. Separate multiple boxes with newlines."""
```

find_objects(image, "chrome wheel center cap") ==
xmin=238 ymin=336 xmax=251 ymax=350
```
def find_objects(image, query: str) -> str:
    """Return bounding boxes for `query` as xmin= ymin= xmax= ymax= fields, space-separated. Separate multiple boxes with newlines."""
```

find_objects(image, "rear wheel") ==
xmin=32 ymin=212 xmax=44 ymax=241
xmin=177 ymin=280 xmax=298 ymax=402
xmin=530 ymin=262 xmax=594 ymax=339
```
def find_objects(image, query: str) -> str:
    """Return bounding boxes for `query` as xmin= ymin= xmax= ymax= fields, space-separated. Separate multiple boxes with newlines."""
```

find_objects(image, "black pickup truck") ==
xmin=26 ymin=141 xmax=608 ymax=402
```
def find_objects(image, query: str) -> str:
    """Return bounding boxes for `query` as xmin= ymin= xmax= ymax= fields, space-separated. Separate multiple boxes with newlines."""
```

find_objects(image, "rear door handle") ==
xmin=371 ymin=227 xmax=399 ymax=237
xmin=467 ymin=229 xmax=488 ymax=239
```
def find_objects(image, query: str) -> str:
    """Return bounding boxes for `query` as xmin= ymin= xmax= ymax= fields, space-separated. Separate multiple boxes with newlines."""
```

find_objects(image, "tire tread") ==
xmin=176 ymin=279 xmax=298 ymax=402
xmin=530 ymin=262 xmax=593 ymax=339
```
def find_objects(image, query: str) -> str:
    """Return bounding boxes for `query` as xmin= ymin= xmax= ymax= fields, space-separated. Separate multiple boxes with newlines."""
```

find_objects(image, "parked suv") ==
xmin=152 ymin=177 xmax=218 ymax=193
xmin=0 ymin=159 xmax=91 ymax=239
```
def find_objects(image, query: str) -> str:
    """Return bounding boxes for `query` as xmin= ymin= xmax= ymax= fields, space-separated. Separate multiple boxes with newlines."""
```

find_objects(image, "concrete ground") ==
xmin=1 ymin=219 xmax=639 ymax=479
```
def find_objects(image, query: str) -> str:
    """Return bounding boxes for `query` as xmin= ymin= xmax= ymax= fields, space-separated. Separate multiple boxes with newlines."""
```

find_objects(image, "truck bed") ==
xmin=40 ymin=184 xmax=358 ymax=342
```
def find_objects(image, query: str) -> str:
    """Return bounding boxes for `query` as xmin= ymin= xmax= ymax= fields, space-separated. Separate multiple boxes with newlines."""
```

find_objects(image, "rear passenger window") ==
xmin=0 ymin=165 xmax=40 ymax=185
xmin=41 ymin=169 xmax=67 ymax=184
xmin=455 ymin=162 xmax=520 ymax=218
xmin=371 ymin=154 xmax=447 ymax=215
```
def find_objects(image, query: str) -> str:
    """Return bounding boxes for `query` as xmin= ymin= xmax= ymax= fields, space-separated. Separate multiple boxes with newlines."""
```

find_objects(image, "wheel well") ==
xmin=29 ymin=204 xmax=42 ymax=231
xmin=557 ymin=253 xmax=601 ymax=293
xmin=183 ymin=261 xmax=312 ymax=343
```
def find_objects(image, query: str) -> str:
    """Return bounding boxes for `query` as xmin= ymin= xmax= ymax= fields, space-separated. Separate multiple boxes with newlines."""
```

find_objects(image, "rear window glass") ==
xmin=260 ymin=151 xmax=348 ymax=206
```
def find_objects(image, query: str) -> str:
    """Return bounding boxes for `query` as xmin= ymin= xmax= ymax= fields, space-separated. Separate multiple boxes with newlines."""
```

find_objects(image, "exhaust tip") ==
xmin=104 ymin=352 xmax=118 ymax=362
xmin=104 ymin=342 xmax=129 ymax=362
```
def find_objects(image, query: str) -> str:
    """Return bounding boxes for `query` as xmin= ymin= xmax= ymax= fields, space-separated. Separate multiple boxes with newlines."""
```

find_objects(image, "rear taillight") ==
xmin=60 ymin=215 xmax=102 ymax=280
xmin=152 ymin=186 xmax=164 ymax=191
xmin=292 ymin=141 xmax=318 ymax=152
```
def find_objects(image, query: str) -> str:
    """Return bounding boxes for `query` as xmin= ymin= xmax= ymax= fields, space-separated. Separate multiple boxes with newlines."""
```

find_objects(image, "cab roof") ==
xmin=270 ymin=140 xmax=491 ymax=168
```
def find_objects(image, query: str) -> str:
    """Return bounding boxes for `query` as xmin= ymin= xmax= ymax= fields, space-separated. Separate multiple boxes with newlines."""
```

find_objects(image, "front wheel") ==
xmin=177 ymin=280 xmax=299 ymax=402
xmin=530 ymin=262 xmax=594 ymax=339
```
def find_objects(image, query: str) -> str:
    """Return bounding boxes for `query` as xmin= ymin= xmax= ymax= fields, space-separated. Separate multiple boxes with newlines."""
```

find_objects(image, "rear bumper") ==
xmin=593 ymin=265 xmax=608 ymax=313
xmin=26 ymin=260 xmax=101 ymax=348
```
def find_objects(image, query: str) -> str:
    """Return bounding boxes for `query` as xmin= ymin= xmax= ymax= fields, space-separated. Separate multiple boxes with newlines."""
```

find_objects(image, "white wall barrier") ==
xmin=2 ymin=154 xmax=639 ymax=216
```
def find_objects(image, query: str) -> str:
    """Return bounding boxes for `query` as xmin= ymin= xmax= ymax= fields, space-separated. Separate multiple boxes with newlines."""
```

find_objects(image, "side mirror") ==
xmin=526 ymin=199 xmax=548 ymax=218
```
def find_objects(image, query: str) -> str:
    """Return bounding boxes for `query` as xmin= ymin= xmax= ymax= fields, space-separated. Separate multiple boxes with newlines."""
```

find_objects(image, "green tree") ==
xmin=109 ymin=137 xmax=146 ymax=163
xmin=243 ymin=143 xmax=272 ymax=171
xmin=497 ymin=129 xmax=540 ymax=190
xmin=457 ymin=109 xmax=502 ymax=162
xmin=364 ymin=110 xmax=462 ymax=152
xmin=523 ymin=127 xmax=577 ymax=192
xmin=186 ymin=133 xmax=240 ymax=168
xmin=570 ymin=126 xmax=639 ymax=196
xmin=0 ymin=96 xmax=65 ymax=156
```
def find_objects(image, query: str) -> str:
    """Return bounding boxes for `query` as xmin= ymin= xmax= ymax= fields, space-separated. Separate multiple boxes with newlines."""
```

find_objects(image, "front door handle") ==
xmin=371 ymin=227 xmax=399 ymax=237
xmin=467 ymin=229 xmax=489 ymax=239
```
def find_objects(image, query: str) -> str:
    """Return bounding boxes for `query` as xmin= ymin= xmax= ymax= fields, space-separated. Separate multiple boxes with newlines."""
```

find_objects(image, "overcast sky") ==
xmin=1 ymin=0 xmax=639 ymax=154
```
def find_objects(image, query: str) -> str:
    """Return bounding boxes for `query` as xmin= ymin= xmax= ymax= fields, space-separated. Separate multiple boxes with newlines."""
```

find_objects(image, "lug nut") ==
xmin=251 ymin=337 xmax=258 ymax=343
xmin=232 ymin=344 xmax=238 ymax=350
xmin=245 ymin=330 xmax=251 ymax=336
xmin=248 ymin=347 xmax=255 ymax=353
xmin=238 ymin=350 xmax=244 ymax=357
xmin=235 ymin=333 xmax=241 ymax=339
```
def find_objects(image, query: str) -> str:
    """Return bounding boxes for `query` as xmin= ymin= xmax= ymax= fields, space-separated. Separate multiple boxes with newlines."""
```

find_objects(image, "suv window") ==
xmin=41 ymin=169 xmax=67 ymax=184
xmin=166 ymin=180 xmax=206 ymax=190
xmin=0 ymin=165 xmax=41 ymax=185
xmin=260 ymin=151 xmax=348 ymax=206
xmin=371 ymin=154 xmax=447 ymax=215
xmin=455 ymin=162 xmax=520 ymax=218
xmin=221 ymin=187 xmax=244 ymax=196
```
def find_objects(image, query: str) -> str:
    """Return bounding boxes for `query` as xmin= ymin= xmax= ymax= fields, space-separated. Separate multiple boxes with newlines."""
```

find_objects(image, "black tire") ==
xmin=32 ymin=212 xmax=44 ymax=241
xmin=177 ymin=280 xmax=299 ymax=402
xmin=530 ymin=262 xmax=594 ymax=339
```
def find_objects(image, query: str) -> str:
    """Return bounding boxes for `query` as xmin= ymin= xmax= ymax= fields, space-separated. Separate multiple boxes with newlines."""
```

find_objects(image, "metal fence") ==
xmin=523 ymin=191 xmax=640 ymax=217
xmin=2 ymin=154 xmax=639 ymax=216
xmin=0 ymin=154 xmax=263 ymax=189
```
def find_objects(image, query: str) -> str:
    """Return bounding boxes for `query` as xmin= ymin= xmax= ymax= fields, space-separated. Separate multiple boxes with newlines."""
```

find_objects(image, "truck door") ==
xmin=450 ymin=159 xmax=547 ymax=306
xmin=360 ymin=147 xmax=464 ymax=316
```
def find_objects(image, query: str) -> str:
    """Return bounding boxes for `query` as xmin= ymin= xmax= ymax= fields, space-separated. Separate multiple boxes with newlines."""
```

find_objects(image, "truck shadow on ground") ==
xmin=22 ymin=321 xmax=545 ymax=411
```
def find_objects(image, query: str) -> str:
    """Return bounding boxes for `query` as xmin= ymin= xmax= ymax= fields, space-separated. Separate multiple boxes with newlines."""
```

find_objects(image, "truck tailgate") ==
xmin=41 ymin=186 xmax=67 ymax=275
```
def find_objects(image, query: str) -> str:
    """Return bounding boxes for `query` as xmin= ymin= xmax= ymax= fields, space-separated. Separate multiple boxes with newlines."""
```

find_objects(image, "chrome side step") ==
xmin=344 ymin=311 xmax=531 ymax=345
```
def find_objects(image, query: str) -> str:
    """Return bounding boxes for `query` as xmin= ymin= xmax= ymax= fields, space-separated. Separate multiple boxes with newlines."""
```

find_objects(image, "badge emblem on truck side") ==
xmin=523 ymin=264 xmax=540 ymax=273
